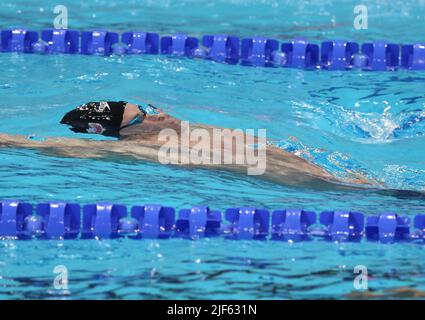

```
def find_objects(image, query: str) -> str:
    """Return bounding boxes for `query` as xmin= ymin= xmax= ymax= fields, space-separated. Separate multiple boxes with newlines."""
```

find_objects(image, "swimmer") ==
xmin=0 ymin=100 xmax=373 ymax=191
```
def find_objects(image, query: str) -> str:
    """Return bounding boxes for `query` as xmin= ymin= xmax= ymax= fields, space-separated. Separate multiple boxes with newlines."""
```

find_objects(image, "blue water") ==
xmin=0 ymin=0 xmax=425 ymax=299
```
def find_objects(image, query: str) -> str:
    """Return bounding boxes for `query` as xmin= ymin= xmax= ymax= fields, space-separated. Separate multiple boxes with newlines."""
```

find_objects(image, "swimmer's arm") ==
xmin=263 ymin=145 xmax=373 ymax=190
xmin=0 ymin=133 xmax=371 ymax=190
xmin=0 ymin=133 xmax=159 ymax=162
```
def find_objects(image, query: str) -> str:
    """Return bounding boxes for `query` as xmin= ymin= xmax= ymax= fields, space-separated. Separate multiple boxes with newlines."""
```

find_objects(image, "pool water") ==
xmin=0 ymin=0 xmax=425 ymax=299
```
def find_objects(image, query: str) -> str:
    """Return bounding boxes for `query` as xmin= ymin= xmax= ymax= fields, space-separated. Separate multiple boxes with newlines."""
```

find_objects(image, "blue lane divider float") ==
xmin=224 ymin=207 xmax=269 ymax=240
xmin=200 ymin=34 xmax=240 ymax=64
xmin=362 ymin=41 xmax=399 ymax=71
xmin=0 ymin=200 xmax=32 ymax=238
xmin=272 ymin=209 xmax=315 ymax=241
xmin=80 ymin=31 xmax=119 ymax=55
xmin=414 ymin=215 xmax=425 ymax=240
xmin=160 ymin=34 xmax=198 ymax=57
xmin=82 ymin=203 xmax=127 ymax=239
xmin=1 ymin=200 xmax=425 ymax=243
xmin=281 ymin=38 xmax=319 ymax=69
xmin=1 ymin=29 xmax=38 ymax=53
xmin=402 ymin=43 xmax=425 ymax=70
xmin=320 ymin=211 xmax=364 ymax=242
xmin=2 ymin=28 xmax=425 ymax=71
xmin=37 ymin=202 xmax=80 ymax=239
xmin=321 ymin=40 xmax=359 ymax=70
xmin=176 ymin=206 xmax=221 ymax=238
xmin=365 ymin=213 xmax=410 ymax=243
xmin=241 ymin=37 xmax=279 ymax=67
xmin=39 ymin=29 xmax=79 ymax=54
xmin=121 ymin=31 xmax=159 ymax=54
xmin=131 ymin=204 xmax=175 ymax=239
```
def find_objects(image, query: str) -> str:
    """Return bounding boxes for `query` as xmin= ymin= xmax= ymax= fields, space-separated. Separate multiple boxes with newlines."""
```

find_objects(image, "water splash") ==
xmin=300 ymin=100 xmax=425 ymax=143
xmin=274 ymin=136 xmax=375 ymax=183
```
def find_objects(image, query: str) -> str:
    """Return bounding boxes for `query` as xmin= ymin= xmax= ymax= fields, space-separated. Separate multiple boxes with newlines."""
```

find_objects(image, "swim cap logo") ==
xmin=87 ymin=123 xmax=105 ymax=134
xmin=95 ymin=101 xmax=111 ymax=112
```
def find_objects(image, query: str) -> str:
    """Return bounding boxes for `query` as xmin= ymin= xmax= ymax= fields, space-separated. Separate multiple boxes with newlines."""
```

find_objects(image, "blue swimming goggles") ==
xmin=126 ymin=103 xmax=159 ymax=127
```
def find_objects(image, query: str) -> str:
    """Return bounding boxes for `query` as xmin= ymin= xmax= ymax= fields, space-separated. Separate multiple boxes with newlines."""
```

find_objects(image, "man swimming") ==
xmin=0 ymin=100 xmax=373 ymax=191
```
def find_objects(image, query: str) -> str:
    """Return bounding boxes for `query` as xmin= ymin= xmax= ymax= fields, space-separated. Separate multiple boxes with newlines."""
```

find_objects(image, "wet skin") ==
xmin=0 ymin=107 xmax=374 ymax=191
